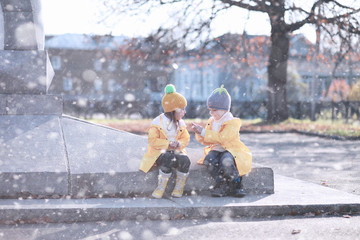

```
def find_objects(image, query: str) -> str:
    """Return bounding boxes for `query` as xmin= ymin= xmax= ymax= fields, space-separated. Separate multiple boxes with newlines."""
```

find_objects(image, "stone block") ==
xmin=2 ymin=12 xmax=37 ymax=50
xmin=0 ymin=99 xmax=6 ymax=114
xmin=70 ymin=172 xmax=156 ymax=198
xmin=0 ymin=115 xmax=68 ymax=198
xmin=0 ymin=172 xmax=68 ymax=198
xmin=0 ymin=50 xmax=54 ymax=94
xmin=62 ymin=117 xmax=148 ymax=171
xmin=60 ymin=116 xmax=147 ymax=197
xmin=3 ymin=94 xmax=62 ymax=115
xmin=1 ymin=0 xmax=33 ymax=12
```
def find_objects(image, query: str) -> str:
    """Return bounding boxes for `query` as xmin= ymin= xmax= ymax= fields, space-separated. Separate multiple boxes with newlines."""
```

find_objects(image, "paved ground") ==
xmin=1 ymin=215 xmax=360 ymax=240
xmin=0 ymin=132 xmax=359 ymax=239
xmin=188 ymin=132 xmax=360 ymax=195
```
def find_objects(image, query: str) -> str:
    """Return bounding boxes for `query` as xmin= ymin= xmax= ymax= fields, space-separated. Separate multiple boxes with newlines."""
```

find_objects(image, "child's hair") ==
xmin=164 ymin=111 xmax=179 ymax=130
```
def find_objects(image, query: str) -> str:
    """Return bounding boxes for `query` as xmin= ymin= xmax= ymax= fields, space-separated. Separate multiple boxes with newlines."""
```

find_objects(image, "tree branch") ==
xmin=220 ymin=0 xmax=269 ymax=13
xmin=285 ymin=0 xmax=324 ymax=32
xmin=287 ymin=0 xmax=360 ymax=32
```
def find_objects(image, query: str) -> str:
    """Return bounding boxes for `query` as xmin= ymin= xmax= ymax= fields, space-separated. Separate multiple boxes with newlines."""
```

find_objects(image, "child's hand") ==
xmin=169 ymin=141 xmax=176 ymax=148
xmin=169 ymin=140 xmax=180 ymax=149
xmin=191 ymin=122 xmax=203 ymax=134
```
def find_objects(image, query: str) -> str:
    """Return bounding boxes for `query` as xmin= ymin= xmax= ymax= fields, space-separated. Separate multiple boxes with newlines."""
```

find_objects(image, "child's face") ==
xmin=174 ymin=108 xmax=186 ymax=121
xmin=209 ymin=108 xmax=226 ymax=120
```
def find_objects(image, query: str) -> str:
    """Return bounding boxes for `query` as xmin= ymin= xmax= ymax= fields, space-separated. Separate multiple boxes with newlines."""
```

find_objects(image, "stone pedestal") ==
xmin=0 ymin=0 xmax=64 ymax=198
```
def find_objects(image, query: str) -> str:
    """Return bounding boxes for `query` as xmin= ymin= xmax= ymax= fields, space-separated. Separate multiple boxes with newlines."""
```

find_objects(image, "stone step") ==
xmin=70 ymin=166 xmax=274 ymax=198
xmin=0 ymin=175 xmax=359 ymax=224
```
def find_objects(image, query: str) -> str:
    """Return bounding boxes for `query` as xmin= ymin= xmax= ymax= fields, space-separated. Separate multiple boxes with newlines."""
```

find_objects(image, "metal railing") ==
xmin=288 ymin=101 xmax=360 ymax=121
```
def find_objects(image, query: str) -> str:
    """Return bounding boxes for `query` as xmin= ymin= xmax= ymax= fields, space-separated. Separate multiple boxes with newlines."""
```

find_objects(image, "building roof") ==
xmin=45 ymin=33 xmax=127 ymax=50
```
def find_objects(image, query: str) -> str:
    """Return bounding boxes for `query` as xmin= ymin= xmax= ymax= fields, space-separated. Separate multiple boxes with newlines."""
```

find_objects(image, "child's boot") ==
xmin=230 ymin=177 xmax=246 ymax=198
xmin=211 ymin=177 xmax=230 ymax=197
xmin=152 ymin=170 xmax=172 ymax=199
xmin=171 ymin=171 xmax=189 ymax=198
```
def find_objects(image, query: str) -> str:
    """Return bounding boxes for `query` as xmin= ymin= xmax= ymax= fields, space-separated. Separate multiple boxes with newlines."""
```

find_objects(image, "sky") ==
xmin=40 ymin=0 xmax=316 ymax=43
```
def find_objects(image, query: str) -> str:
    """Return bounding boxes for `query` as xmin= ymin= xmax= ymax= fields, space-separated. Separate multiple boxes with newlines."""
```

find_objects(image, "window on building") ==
xmin=51 ymin=56 xmax=61 ymax=70
xmin=108 ymin=79 xmax=116 ymax=92
xmin=183 ymin=72 xmax=191 ymax=99
xmin=94 ymin=59 xmax=103 ymax=71
xmin=122 ymin=60 xmax=130 ymax=71
xmin=63 ymin=77 xmax=72 ymax=91
xmin=192 ymin=71 xmax=201 ymax=100
xmin=144 ymin=79 xmax=151 ymax=89
xmin=108 ymin=60 xmax=117 ymax=72
xmin=94 ymin=78 xmax=103 ymax=92
xmin=233 ymin=86 xmax=241 ymax=100
xmin=203 ymin=70 xmax=215 ymax=98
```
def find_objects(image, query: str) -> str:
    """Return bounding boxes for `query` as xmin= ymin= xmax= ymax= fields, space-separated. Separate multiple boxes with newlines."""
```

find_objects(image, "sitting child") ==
xmin=191 ymin=85 xmax=252 ymax=197
xmin=140 ymin=84 xmax=191 ymax=198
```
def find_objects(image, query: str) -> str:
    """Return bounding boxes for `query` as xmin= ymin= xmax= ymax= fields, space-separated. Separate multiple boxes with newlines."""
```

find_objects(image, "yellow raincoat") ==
xmin=139 ymin=115 xmax=190 ymax=173
xmin=195 ymin=118 xmax=252 ymax=176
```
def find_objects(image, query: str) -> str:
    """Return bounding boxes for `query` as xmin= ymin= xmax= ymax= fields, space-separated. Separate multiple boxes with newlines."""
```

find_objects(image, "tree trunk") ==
xmin=267 ymin=28 xmax=289 ymax=122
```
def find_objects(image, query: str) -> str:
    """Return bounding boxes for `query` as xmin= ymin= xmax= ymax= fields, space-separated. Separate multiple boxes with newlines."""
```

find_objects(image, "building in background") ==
xmin=172 ymin=33 xmax=360 ymax=103
xmin=46 ymin=33 xmax=360 ymax=119
xmin=46 ymin=34 xmax=170 ymax=118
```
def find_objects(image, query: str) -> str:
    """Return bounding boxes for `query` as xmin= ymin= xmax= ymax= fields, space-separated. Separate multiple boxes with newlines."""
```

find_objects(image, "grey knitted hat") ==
xmin=207 ymin=85 xmax=231 ymax=111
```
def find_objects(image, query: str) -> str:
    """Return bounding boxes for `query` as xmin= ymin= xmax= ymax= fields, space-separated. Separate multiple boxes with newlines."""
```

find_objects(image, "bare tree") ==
xmin=98 ymin=0 xmax=360 ymax=122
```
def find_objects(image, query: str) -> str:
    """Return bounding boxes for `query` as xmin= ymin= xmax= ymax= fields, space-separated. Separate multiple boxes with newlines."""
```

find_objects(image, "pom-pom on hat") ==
xmin=161 ymin=84 xmax=187 ymax=113
xmin=207 ymin=85 xmax=231 ymax=111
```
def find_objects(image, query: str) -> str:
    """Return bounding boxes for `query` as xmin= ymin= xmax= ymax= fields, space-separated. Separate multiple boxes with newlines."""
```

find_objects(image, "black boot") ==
xmin=211 ymin=179 xmax=230 ymax=197
xmin=230 ymin=178 xmax=246 ymax=198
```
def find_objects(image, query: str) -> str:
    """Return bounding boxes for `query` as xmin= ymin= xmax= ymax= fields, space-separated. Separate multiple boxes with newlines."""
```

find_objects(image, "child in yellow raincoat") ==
xmin=140 ymin=84 xmax=190 ymax=199
xmin=191 ymin=85 xmax=252 ymax=197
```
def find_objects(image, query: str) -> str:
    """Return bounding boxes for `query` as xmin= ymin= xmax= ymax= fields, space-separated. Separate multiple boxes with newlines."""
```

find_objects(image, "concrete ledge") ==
xmin=0 ymin=94 xmax=63 ymax=115
xmin=0 ymin=115 xmax=274 ymax=199
xmin=1 ymin=167 xmax=273 ymax=199
xmin=70 ymin=166 xmax=274 ymax=198
xmin=0 ymin=172 xmax=68 ymax=198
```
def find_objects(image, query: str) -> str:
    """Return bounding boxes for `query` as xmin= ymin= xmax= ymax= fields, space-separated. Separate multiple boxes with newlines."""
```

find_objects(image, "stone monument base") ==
xmin=0 ymin=110 xmax=274 ymax=198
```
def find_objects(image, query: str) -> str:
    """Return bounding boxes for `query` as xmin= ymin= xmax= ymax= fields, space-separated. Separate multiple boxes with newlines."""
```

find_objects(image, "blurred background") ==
xmin=42 ymin=0 xmax=360 ymax=123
